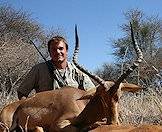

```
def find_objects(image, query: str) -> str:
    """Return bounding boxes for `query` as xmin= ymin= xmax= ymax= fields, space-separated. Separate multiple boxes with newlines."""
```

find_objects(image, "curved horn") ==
xmin=72 ymin=25 xmax=106 ymax=88
xmin=117 ymin=22 xmax=143 ymax=83
xmin=109 ymin=22 xmax=143 ymax=95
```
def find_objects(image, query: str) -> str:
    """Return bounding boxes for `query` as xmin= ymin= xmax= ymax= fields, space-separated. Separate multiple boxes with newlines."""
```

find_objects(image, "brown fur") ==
xmin=23 ymin=124 xmax=162 ymax=132
xmin=0 ymin=99 xmax=25 ymax=131
xmin=71 ymin=81 xmax=141 ymax=128
xmin=9 ymin=87 xmax=87 ymax=131
xmin=6 ymin=82 xmax=140 ymax=131
xmin=89 ymin=124 xmax=162 ymax=132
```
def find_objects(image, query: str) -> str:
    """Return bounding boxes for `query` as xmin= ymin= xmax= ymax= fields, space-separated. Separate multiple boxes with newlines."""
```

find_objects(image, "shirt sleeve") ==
xmin=67 ymin=62 xmax=96 ymax=91
xmin=17 ymin=65 xmax=38 ymax=97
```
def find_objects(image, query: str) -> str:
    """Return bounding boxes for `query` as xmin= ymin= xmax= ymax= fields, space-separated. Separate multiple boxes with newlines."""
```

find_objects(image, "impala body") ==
xmin=0 ymin=82 xmax=140 ymax=132
xmin=9 ymin=87 xmax=87 ymax=131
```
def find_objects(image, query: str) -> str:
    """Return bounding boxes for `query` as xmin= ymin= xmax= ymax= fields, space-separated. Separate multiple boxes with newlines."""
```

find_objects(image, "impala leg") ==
xmin=57 ymin=120 xmax=71 ymax=129
xmin=33 ymin=126 xmax=44 ymax=132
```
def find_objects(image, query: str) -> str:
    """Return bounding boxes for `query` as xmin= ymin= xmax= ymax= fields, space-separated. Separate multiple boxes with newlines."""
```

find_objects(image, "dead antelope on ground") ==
xmin=0 ymin=86 xmax=140 ymax=132
xmin=4 ymin=23 xmax=141 ymax=132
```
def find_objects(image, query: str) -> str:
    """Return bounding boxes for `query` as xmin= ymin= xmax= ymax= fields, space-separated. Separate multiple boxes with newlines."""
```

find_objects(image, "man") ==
xmin=17 ymin=36 xmax=95 ymax=99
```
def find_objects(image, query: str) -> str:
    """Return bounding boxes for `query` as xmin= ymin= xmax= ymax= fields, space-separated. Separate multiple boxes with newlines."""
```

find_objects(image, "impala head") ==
xmin=72 ymin=23 xmax=143 ymax=126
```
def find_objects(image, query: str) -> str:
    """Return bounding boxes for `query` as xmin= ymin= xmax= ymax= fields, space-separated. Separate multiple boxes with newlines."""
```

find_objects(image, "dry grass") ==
xmin=119 ymin=86 xmax=162 ymax=126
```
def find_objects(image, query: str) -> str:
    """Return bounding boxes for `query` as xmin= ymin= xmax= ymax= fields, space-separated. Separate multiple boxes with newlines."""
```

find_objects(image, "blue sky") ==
xmin=1 ymin=0 xmax=162 ymax=71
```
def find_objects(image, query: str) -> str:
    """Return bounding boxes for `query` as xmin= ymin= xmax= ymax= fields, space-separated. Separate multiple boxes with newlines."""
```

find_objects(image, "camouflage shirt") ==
xmin=17 ymin=60 xmax=95 ymax=97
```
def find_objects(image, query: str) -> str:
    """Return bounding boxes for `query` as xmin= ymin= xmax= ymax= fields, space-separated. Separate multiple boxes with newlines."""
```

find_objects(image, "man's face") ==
xmin=49 ymin=41 xmax=68 ymax=64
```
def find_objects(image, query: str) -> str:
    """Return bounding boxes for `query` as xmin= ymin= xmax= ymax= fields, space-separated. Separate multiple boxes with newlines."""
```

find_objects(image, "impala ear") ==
xmin=78 ymin=88 xmax=96 ymax=100
xmin=121 ymin=83 xmax=142 ymax=93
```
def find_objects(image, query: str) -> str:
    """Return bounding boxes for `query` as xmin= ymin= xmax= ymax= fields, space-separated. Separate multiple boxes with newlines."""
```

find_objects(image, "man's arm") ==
xmin=17 ymin=65 xmax=38 ymax=100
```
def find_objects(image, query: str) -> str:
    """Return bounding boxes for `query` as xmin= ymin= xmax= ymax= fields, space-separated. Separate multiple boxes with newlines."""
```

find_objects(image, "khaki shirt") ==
xmin=17 ymin=61 xmax=95 ymax=97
